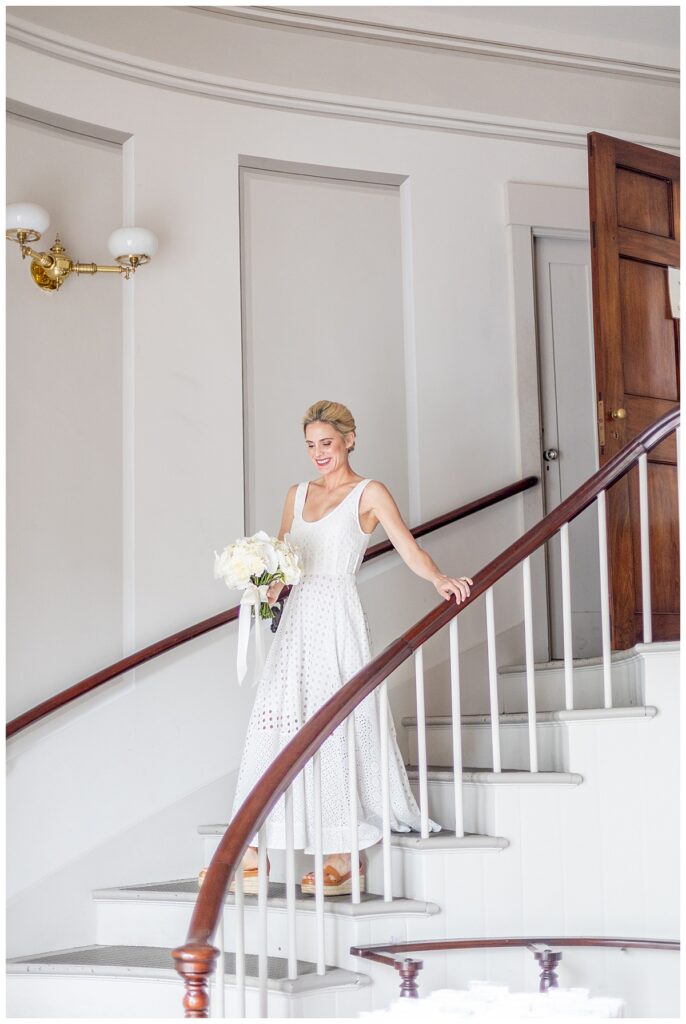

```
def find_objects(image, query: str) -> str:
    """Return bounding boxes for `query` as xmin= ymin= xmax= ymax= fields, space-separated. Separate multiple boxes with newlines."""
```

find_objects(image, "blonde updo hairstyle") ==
xmin=303 ymin=400 xmax=356 ymax=454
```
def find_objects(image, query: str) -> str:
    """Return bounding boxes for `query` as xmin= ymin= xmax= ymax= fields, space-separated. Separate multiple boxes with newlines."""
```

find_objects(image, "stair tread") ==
xmin=407 ymin=766 xmax=583 ymax=785
xmin=383 ymin=829 xmax=508 ymax=851
xmin=497 ymin=648 xmax=652 ymax=673
xmin=93 ymin=878 xmax=440 ymax=916
xmin=402 ymin=706 xmax=657 ymax=727
xmin=197 ymin=824 xmax=507 ymax=850
xmin=7 ymin=944 xmax=369 ymax=990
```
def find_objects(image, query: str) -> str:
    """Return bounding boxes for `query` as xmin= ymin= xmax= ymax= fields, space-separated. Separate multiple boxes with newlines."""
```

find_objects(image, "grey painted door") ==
xmin=534 ymin=235 xmax=601 ymax=658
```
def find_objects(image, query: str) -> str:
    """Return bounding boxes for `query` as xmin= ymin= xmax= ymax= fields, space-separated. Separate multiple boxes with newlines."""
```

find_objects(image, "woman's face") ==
xmin=305 ymin=421 xmax=353 ymax=476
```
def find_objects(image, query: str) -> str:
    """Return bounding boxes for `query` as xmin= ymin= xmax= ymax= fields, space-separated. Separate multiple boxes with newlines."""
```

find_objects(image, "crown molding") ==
xmin=6 ymin=16 xmax=679 ymax=155
xmin=199 ymin=5 xmax=679 ymax=85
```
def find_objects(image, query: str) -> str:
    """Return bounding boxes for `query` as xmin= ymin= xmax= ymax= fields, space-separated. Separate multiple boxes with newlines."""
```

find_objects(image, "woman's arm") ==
xmin=363 ymin=481 xmax=473 ymax=604
xmin=276 ymin=484 xmax=298 ymax=542
xmin=267 ymin=484 xmax=298 ymax=607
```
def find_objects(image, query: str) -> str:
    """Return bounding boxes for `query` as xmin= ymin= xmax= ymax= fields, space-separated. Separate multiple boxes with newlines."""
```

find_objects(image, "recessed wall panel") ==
xmin=241 ymin=166 xmax=409 ymax=538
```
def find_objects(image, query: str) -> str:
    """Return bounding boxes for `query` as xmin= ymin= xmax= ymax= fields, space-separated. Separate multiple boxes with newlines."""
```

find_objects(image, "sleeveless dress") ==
xmin=230 ymin=477 xmax=441 ymax=854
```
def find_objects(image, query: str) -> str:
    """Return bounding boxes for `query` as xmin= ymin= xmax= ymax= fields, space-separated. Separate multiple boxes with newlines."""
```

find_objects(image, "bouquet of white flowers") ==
xmin=214 ymin=531 xmax=302 ymax=684
xmin=214 ymin=531 xmax=302 ymax=619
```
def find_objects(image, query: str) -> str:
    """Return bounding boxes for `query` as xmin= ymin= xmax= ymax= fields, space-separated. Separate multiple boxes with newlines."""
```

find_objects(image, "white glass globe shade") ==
xmin=6 ymin=202 xmax=50 ymax=236
xmin=107 ymin=226 xmax=158 ymax=260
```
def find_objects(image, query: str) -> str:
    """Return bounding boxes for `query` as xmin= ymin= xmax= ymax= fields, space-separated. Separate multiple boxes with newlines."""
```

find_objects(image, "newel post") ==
xmin=533 ymin=948 xmax=562 ymax=992
xmin=172 ymin=942 xmax=220 ymax=1018
xmin=396 ymin=956 xmax=423 ymax=998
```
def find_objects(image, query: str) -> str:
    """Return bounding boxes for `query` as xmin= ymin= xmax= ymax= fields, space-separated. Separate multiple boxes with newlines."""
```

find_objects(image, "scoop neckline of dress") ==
xmin=300 ymin=478 xmax=367 ymax=524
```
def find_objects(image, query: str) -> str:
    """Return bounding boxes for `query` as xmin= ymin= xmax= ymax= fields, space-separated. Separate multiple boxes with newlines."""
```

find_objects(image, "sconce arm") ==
xmin=72 ymin=262 xmax=127 ymax=276
xmin=20 ymin=244 xmax=53 ymax=269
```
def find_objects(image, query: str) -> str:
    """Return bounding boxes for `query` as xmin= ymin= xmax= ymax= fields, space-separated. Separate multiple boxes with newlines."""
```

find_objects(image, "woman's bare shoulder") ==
xmin=361 ymin=479 xmax=394 ymax=507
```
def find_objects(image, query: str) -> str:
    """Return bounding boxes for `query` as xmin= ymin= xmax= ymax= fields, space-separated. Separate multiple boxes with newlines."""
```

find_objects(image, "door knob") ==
xmin=543 ymin=448 xmax=559 ymax=461
xmin=610 ymin=408 xmax=627 ymax=420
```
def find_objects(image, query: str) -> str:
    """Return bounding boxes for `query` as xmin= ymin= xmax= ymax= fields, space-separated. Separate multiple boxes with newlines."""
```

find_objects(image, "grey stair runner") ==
xmin=7 ymin=944 xmax=369 ymax=991
xmin=93 ymin=878 xmax=440 ymax=916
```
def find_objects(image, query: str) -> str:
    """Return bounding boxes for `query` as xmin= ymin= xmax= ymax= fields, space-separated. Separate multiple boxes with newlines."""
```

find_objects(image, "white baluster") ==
xmin=522 ymin=557 xmax=539 ymax=773
xmin=597 ymin=491 xmax=613 ymax=709
xmin=347 ymin=715 xmax=361 ymax=904
xmin=379 ymin=680 xmax=393 ymax=902
xmin=284 ymin=784 xmax=298 ymax=979
xmin=415 ymin=646 xmax=430 ymax=839
xmin=257 ymin=825 xmax=268 ymax=1017
xmin=560 ymin=523 xmax=574 ymax=710
xmin=638 ymin=453 xmax=653 ymax=644
xmin=234 ymin=863 xmax=246 ymax=1018
xmin=313 ymin=750 xmax=326 ymax=974
xmin=449 ymin=618 xmax=465 ymax=837
xmin=485 ymin=588 xmax=502 ymax=772
xmin=214 ymin=912 xmax=225 ymax=1018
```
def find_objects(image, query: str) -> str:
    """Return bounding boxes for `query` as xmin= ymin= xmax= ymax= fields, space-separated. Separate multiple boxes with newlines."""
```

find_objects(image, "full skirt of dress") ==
xmin=230 ymin=574 xmax=441 ymax=854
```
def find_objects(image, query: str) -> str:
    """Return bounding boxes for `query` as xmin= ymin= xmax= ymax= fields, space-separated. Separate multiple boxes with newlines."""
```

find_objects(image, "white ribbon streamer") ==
xmin=236 ymin=582 xmax=270 ymax=686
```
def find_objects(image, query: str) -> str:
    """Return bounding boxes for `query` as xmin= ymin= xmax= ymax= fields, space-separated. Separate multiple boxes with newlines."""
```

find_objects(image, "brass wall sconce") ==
xmin=6 ymin=202 xmax=158 ymax=292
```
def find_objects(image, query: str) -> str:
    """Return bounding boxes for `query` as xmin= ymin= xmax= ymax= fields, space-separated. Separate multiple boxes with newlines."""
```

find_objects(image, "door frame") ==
xmin=506 ymin=182 xmax=593 ymax=661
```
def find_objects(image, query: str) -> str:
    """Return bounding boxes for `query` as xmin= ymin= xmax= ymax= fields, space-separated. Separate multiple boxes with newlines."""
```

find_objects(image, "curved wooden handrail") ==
xmin=350 ymin=935 xmax=680 ymax=968
xmin=350 ymin=934 xmax=680 ymax=999
xmin=172 ymin=407 xmax=679 ymax=996
xmin=7 ymin=475 xmax=536 ymax=739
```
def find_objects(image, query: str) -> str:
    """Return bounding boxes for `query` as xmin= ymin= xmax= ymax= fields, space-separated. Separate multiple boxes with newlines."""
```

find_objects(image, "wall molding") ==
xmin=7 ymin=15 xmax=679 ymax=154
xmin=201 ymin=5 xmax=679 ymax=85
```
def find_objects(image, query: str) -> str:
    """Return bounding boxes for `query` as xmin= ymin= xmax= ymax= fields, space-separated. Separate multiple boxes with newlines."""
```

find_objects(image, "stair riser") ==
xmin=201 ymin=836 xmax=378 ymax=882
xmin=406 ymin=722 xmax=562 ymax=771
xmin=409 ymin=777 xmax=580 ymax=840
xmin=6 ymin=973 xmax=373 ymax=1018
xmin=95 ymin=898 xmax=426 ymax=971
xmin=200 ymin=835 xmax=502 ymax=903
xmin=410 ymin=778 xmax=496 ymax=835
xmin=199 ymin=838 xmax=426 ymax=902
xmin=499 ymin=660 xmax=640 ymax=713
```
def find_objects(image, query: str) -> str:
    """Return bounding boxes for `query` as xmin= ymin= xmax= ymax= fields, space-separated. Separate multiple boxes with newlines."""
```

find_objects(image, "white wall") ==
xmin=6 ymin=114 xmax=124 ymax=719
xmin=5 ymin=7 xmax=679 ymax=957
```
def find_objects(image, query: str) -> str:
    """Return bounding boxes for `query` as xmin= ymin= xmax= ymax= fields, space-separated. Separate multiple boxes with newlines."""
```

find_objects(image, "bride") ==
xmin=222 ymin=399 xmax=471 ymax=897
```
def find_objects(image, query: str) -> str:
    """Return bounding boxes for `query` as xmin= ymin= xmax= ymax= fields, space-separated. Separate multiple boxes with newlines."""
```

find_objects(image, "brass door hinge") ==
xmin=597 ymin=398 xmax=606 ymax=448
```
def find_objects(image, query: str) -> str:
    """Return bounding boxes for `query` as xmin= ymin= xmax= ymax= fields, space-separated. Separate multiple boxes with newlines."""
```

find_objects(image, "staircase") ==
xmin=7 ymin=643 xmax=679 ymax=1018
xmin=7 ymin=412 xmax=680 ymax=1018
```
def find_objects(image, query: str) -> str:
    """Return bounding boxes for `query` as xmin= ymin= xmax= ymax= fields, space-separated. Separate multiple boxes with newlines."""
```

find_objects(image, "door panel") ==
xmin=629 ymin=463 xmax=680 ymax=640
xmin=588 ymin=131 xmax=679 ymax=649
xmin=616 ymin=168 xmax=673 ymax=236
xmin=619 ymin=261 xmax=678 ymax=398
xmin=624 ymin=397 xmax=677 ymax=464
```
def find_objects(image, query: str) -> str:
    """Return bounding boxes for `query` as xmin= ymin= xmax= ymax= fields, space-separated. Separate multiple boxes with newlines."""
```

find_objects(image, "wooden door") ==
xmin=588 ymin=132 xmax=680 ymax=649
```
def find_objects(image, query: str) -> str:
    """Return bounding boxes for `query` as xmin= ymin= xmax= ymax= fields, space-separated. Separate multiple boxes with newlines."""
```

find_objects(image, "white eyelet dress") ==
xmin=230 ymin=477 xmax=441 ymax=854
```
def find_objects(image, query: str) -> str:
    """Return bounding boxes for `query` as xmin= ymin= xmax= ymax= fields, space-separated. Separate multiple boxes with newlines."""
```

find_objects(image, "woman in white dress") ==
xmin=227 ymin=400 xmax=472 ymax=896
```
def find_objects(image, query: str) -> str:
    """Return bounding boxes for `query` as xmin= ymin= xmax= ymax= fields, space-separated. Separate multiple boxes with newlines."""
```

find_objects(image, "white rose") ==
xmin=249 ymin=531 xmax=279 ymax=575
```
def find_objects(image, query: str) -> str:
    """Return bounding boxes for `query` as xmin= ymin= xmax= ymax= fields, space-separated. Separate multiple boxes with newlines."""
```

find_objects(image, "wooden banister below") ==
xmin=6 ymin=475 xmax=536 ymax=738
xmin=350 ymin=935 xmax=680 ymax=999
xmin=350 ymin=935 xmax=680 ymax=967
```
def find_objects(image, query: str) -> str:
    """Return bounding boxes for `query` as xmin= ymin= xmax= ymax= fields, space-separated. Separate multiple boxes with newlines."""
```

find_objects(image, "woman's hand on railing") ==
xmin=266 ymin=581 xmax=286 ymax=608
xmin=433 ymin=573 xmax=473 ymax=604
